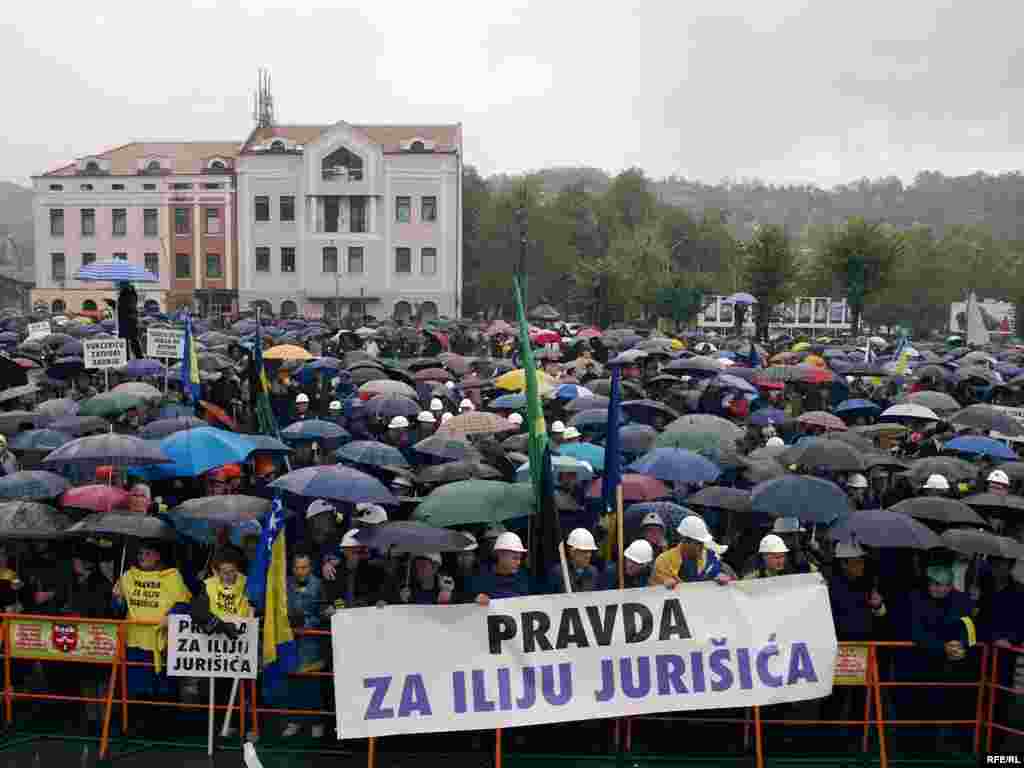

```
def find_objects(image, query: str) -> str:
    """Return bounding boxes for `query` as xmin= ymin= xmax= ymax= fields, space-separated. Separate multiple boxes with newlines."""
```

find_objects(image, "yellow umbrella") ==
xmin=263 ymin=344 xmax=314 ymax=361
xmin=494 ymin=368 xmax=557 ymax=394
xmin=70 ymin=316 xmax=94 ymax=325
xmin=804 ymin=354 xmax=827 ymax=368
xmin=670 ymin=339 xmax=684 ymax=351
xmin=791 ymin=342 xmax=811 ymax=353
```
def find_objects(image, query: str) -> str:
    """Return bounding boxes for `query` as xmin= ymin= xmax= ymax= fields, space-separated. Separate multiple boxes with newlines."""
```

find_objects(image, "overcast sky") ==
xmin=2 ymin=0 xmax=1021 ymax=188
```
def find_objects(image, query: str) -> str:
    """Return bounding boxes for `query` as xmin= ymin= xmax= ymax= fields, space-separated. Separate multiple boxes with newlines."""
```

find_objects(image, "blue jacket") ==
xmin=466 ymin=566 xmax=530 ymax=601
xmin=828 ymin=575 xmax=880 ymax=641
xmin=602 ymin=563 xmax=652 ymax=590
xmin=287 ymin=575 xmax=324 ymax=669
xmin=548 ymin=563 xmax=601 ymax=594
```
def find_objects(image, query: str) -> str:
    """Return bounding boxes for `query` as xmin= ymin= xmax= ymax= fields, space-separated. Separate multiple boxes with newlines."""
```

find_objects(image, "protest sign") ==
xmin=167 ymin=616 xmax=259 ymax=679
xmin=833 ymin=644 xmax=869 ymax=686
xmin=26 ymin=320 xmax=51 ymax=341
xmin=146 ymin=328 xmax=185 ymax=359
xmin=332 ymin=573 xmax=837 ymax=739
xmin=83 ymin=338 xmax=127 ymax=370
xmin=8 ymin=617 xmax=118 ymax=664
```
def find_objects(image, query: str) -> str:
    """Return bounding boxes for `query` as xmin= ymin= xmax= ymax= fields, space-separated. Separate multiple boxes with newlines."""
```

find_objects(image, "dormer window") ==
xmin=270 ymin=140 xmax=286 ymax=153
xmin=209 ymin=160 xmax=226 ymax=171
xmin=85 ymin=160 xmax=100 ymax=172
xmin=145 ymin=160 xmax=162 ymax=174
xmin=321 ymin=146 xmax=363 ymax=181
xmin=410 ymin=141 xmax=425 ymax=153
xmin=402 ymin=137 xmax=435 ymax=153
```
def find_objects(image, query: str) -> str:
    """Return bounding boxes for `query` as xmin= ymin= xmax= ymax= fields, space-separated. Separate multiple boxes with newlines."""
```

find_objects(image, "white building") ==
xmin=236 ymin=121 xmax=462 ymax=322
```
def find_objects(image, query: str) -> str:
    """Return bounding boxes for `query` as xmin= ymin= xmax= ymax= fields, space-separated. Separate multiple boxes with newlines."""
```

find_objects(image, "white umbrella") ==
xmin=881 ymin=403 xmax=940 ymax=421
xmin=515 ymin=455 xmax=594 ymax=482
xmin=868 ymin=336 xmax=886 ymax=346
xmin=354 ymin=326 xmax=377 ymax=337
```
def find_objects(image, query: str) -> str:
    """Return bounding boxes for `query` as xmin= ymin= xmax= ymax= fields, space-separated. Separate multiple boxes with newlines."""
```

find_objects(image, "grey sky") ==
xmin=2 ymin=0 xmax=1021 ymax=187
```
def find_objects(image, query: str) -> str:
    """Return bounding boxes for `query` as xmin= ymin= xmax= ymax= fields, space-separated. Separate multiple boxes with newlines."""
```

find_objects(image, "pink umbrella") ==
xmin=587 ymin=473 xmax=670 ymax=502
xmin=61 ymin=484 xmax=130 ymax=513
xmin=798 ymin=411 xmax=848 ymax=431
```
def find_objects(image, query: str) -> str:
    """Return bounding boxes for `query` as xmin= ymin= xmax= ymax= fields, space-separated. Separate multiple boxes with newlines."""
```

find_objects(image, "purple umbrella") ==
xmin=268 ymin=465 xmax=397 ymax=505
xmin=354 ymin=521 xmax=473 ymax=555
xmin=750 ymin=408 xmax=786 ymax=426
xmin=41 ymin=434 xmax=173 ymax=468
xmin=125 ymin=358 xmax=166 ymax=378
xmin=727 ymin=292 xmax=757 ymax=305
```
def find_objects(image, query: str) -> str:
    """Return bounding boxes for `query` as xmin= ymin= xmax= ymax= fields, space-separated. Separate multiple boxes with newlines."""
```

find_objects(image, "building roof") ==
xmin=42 ymin=141 xmax=241 ymax=177
xmin=240 ymin=123 xmax=462 ymax=154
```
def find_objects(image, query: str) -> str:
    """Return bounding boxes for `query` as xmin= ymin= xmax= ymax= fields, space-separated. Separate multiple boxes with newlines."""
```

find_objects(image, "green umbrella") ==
xmin=413 ymin=480 xmax=535 ymax=527
xmin=78 ymin=391 xmax=149 ymax=419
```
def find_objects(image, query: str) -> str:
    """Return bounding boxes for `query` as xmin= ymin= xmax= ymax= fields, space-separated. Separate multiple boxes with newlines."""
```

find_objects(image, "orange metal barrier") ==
xmin=985 ymin=642 xmax=1024 ymax=751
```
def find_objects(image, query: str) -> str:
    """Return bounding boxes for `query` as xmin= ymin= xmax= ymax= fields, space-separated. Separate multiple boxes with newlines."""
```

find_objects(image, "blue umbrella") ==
xmin=629 ymin=447 xmax=722 ymax=484
xmin=269 ymin=465 xmax=397 ymax=505
xmin=354 ymin=521 xmax=473 ymax=555
xmin=41 ymin=434 xmax=172 ymax=467
xmin=139 ymin=416 xmax=208 ymax=440
xmin=727 ymin=292 xmax=757 ymax=305
xmin=712 ymin=374 xmax=758 ymax=394
xmin=245 ymin=435 xmax=294 ymax=455
xmin=34 ymin=398 xmax=79 ymax=422
xmin=553 ymin=383 xmax=593 ymax=400
xmin=9 ymin=429 xmax=72 ymax=452
xmin=76 ymin=260 xmax=158 ymax=283
xmin=124 ymin=358 xmax=166 ymax=378
xmin=0 ymin=332 xmax=17 ymax=343
xmin=558 ymin=441 xmax=606 ymax=471
xmin=750 ymin=408 xmax=786 ymax=426
xmin=281 ymin=419 xmax=350 ymax=443
xmin=619 ymin=424 xmax=657 ymax=455
xmin=146 ymin=427 xmax=257 ymax=479
xmin=0 ymin=470 xmax=71 ymax=500
xmin=48 ymin=415 xmax=110 ymax=436
xmin=835 ymin=399 xmax=881 ymax=418
xmin=944 ymin=436 xmax=1017 ymax=461
xmin=335 ymin=440 xmax=410 ymax=468
xmin=159 ymin=404 xmax=196 ymax=419
xmin=46 ymin=357 xmax=85 ymax=380
xmin=363 ymin=395 xmax=421 ymax=422
xmin=59 ymin=340 xmax=84 ymax=357
xmin=491 ymin=393 xmax=527 ymax=410
xmin=829 ymin=509 xmax=942 ymax=549
xmin=750 ymin=475 xmax=852 ymax=525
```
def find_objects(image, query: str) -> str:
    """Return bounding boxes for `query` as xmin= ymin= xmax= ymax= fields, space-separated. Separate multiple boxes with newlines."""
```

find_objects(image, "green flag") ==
xmin=513 ymin=276 xmax=547 ymax=475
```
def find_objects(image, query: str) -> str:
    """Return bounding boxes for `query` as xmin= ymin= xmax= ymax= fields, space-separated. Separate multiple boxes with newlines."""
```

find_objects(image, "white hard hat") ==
xmin=924 ymin=473 xmax=950 ymax=491
xmin=355 ymin=503 xmax=388 ymax=525
xmin=640 ymin=512 xmax=666 ymax=529
xmin=848 ymin=473 xmax=868 ymax=489
xmin=461 ymin=532 xmax=478 ymax=551
xmin=772 ymin=517 xmax=806 ymax=534
xmin=563 ymin=426 xmax=582 ymax=440
xmin=417 ymin=552 xmax=442 ymax=566
xmin=566 ymin=528 xmax=598 ymax=551
xmin=988 ymin=469 xmax=1010 ymax=486
xmin=440 ymin=412 xmax=454 ymax=424
xmin=305 ymin=499 xmax=335 ymax=520
xmin=624 ymin=539 xmax=655 ymax=565
xmin=551 ymin=420 xmax=566 ymax=434
xmin=835 ymin=541 xmax=866 ymax=559
xmin=766 ymin=436 xmax=785 ymax=448
xmin=296 ymin=393 xmax=310 ymax=404
xmin=676 ymin=515 xmax=713 ymax=544
xmin=429 ymin=398 xmax=444 ymax=412
xmin=493 ymin=531 xmax=527 ymax=553
xmin=340 ymin=528 xmax=362 ymax=548
xmin=418 ymin=410 xmax=437 ymax=424
xmin=388 ymin=415 xmax=410 ymax=429
xmin=483 ymin=523 xmax=506 ymax=539
xmin=508 ymin=412 xmax=524 ymax=426
xmin=759 ymin=534 xmax=790 ymax=554
xmin=459 ymin=398 xmax=475 ymax=411
xmin=329 ymin=400 xmax=342 ymax=412
xmin=445 ymin=381 xmax=456 ymax=390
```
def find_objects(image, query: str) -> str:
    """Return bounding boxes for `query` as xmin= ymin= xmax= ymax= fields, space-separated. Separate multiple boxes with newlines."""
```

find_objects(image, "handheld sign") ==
xmin=168 ymin=616 xmax=259 ymax=679
xmin=26 ymin=320 xmax=51 ymax=341
xmin=147 ymin=328 xmax=185 ymax=359
xmin=82 ymin=339 xmax=127 ymax=370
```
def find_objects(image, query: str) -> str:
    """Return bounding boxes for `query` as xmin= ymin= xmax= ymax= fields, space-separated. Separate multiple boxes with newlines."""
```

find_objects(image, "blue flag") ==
xmin=748 ymin=340 xmax=761 ymax=368
xmin=603 ymin=365 xmax=623 ymax=516
xmin=180 ymin=313 xmax=201 ymax=405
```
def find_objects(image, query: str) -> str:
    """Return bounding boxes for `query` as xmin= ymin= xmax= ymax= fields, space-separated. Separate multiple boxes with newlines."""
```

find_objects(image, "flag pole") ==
xmin=616 ymin=485 xmax=625 ymax=590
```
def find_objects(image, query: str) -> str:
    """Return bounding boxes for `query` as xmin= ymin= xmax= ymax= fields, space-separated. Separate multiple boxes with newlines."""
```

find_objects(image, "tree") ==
xmin=744 ymin=225 xmax=797 ymax=341
xmin=655 ymin=273 xmax=713 ymax=332
xmin=821 ymin=218 xmax=903 ymax=336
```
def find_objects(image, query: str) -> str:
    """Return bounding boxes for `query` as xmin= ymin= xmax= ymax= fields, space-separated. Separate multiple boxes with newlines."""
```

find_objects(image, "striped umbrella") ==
xmin=75 ymin=260 xmax=158 ymax=283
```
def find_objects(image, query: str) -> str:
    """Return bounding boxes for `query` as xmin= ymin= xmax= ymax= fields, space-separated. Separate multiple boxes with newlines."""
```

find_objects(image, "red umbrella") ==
xmin=587 ymin=473 xmax=670 ymax=502
xmin=199 ymin=401 xmax=238 ymax=431
xmin=575 ymin=327 xmax=602 ymax=340
xmin=531 ymin=330 xmax=561 ymax=345
xmin=413 ymin=367 xmax=454 ymax=382
xmin=798 ymin=411 xmax=848 ymax=431
xmin=13 ymin=358 xmax=40 ymax=369
xmin=61 ymin=484 xmax=130 ymax=513
xmin=754 ymin=379 xmax=785 ymax=391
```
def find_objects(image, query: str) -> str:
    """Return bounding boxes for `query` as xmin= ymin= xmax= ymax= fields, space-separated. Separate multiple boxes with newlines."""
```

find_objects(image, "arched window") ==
xmin=145 ymin=160 xmax=162 ymax=174
xmin=85 ymin=160 xmax=100 ymax=172
xmin=250 ymin=300 xmax=273 ymax=318
xmin=321 ymin=147 xmax=363 ymax=181
xmin=410 ymin=141 xmax=425 ymax=153
xmin=270 ymin=140 xmax=286 ymax=152
xmin=280 ymin=300 xmax=297 ymax=318
xmin=82 ymin=299 xmax=97 ymax=311
xmin=209 ymin=160 xmax=226 ymax=171
xmin=419 ymin=301 xmax=438 ymax=321
xmin=393 ymin=301 xmax=412 ymax=323
xmin=51 ymin=299 xmax=66 ymax=314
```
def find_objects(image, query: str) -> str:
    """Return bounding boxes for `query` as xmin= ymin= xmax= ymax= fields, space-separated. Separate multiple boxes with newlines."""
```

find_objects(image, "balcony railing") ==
xmin=321 ymin=166 xmax=363 ymax=182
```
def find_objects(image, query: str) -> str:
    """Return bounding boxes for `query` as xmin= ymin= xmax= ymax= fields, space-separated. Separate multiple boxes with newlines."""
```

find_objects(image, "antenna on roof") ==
xmin=252 ymin=68 xmax=275 ymax=128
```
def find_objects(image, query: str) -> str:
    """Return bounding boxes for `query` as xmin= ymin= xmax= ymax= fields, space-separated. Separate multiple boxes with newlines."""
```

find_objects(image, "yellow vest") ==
xmin=204 ymin=574 xmax=251 ymax=619
xmin=119 ymin=567 xmax=191 ymax=665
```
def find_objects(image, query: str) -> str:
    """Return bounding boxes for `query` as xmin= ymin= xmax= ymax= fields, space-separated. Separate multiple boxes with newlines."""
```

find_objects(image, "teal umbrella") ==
xmin=414 ymin=480 xmax=534 ymax=527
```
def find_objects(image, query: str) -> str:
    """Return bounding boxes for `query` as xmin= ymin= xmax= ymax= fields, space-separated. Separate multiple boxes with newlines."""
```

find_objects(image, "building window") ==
xmin=421 ymin=196 xmax=437 ymax=222
xmin=281 ymin=247 xmax=295 ymax=273
xmin=175 ymin=253 xmax=191 ymax=279
xmin=143 ymin=208 xmax=158 ymax=237
xmin=82 ymin=300 xmax=97 ymax=312
xmin=321 ymin=147 xmax=364 ymax=181
xmin=323 ymin=197 xmax=340 ymax=233
xmin=202 ymin=183 xmax=222 ymax=190
xmin=81 ymin=209 xmax=95 ymax=236
xmin=204 ymin=207 xmax=221 ymax=235
xmin=395 ymin=196 xmax=411 ymax=223
xmin=145 ymin=161 xmax=162 ymax=174
xmin=280 ymin=196 xmax=295 ymax=222
xmin=172 ymin=183 xmax=193 ymax=190
xmin=144 ymin=253 xmax=159 ymax=278
xmin=350 ymin=197 xmax=367 ymax=233
xmin=51 ymin=253 xmax=65 ymax=281
xmin=51 ymin=299 xmax=65 ymax=314
xmin=81 ymin=252 xmax=96 ymax=267
xmin=209 ymin=160 xmax=226 ymax=171
xmin=421 ymin=247 xmax=437 ymax=276
xmin=348 ymin=247 xmax=364 ymax=274
xmin=174 ymin=207 xmax=190 ymax=235
xmin=323 ymin=247 xmax=338 ymax=273
xmin=112 ymin=253 xmax=127 ymax=261
xmin=270 ymin=140 xmax=286 ymax=152
xmin=143 ymin=183 xmax=157 ymax=191
xmin=50 ymin=209 xmax=63 ymax=237
xmin=255 ymin=247 xmax=270 ymax=272
xmin=395 ymin=247 xmax=411 ymax=274
xmin=49 ymin=184 xmax=63 ymax=191
xmin=80 ymin=184 xmax=94 ymax=192
xmin=206 ymin=253 xmax=223 ymax=278
xmin=85 ymin=161 xmax=100 ymax=172
xmin=112 ymin=184 xmax=125 ymax=191
xmin=281 ymin=300 xmax=297 ymax=317
xmin=255 ymin=196 xmax=270 ymax=222
xmin=112 ymin=208 xmax=127 ymax=236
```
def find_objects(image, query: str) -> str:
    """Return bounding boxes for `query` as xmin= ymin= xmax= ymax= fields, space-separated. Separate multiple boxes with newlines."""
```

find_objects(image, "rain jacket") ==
xmin=651 ymin=546 xmax=723 ymax=586
xmin=466 ymin=565 xmax=530 ymax=600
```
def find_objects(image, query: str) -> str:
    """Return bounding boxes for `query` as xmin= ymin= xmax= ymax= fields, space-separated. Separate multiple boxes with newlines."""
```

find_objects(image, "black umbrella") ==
xmin=829 ymin=508 xmax=943 ymax=549
xmin=961 ymin=492 xmax=1024 ymax=517
xmin=940 ymin=528 xmax=1024 ymax=559
xmin=621 ymin=400 xmax=681 ymax=425
xmin=780 ymin=438 xmax=867 ymax=472
xmin=0 ymin=383 xmax=40 ymax=405
xmin=687 ymin=486 xmax=753 ymax=514
xmin=0 ymin=501 xmax=73 ymax=539
xmin=417 ymin=461 xmax=503 ymax=484
xmin=951 ymin=405 xmax=1024 ymax=437
xmin=363 ymin=394 xmax=421 ymax=421
xmin=0 ymin=410 xmax=43 ymax=436
xmin=48 ymin=415 xmax=111 ymax=436
xmin=354 ymin=521 xmax=473 ymax=555
xmin=823 ymin=431 xmax=876 ymax=454
xmin=0 ymin=470 xmax=71 ymax=500
xmin=619 ymin=424 xmax=658 ymax=455
xmin=67 ymin=512 xmax=178 ymax=541
xmin=890 ymin=497 xmax=988 ymax=527
xmin=905 ymin=457 xmax=979 ymax=484
xmin=565 ymin=396 xmax=610 ymax=413
xmin=34 ymin=397 xmax=80 ymax=422
xmin=41 ymin=434 xmax=173 ymax=468
xmin=741 ymin=458 xmax=787 ymax=484
xmin=0 ymin=356 xmax=28 ymax=388
xmin=500 ymin=434 xmax=529 ymax=454
xmin=862 ymin=453 xmax=910 ymax=471
xmin=171 ymin=495 xmax=273 ymax=524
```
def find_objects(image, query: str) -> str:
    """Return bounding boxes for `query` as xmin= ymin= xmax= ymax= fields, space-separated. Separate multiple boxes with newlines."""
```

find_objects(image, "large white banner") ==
xmin=332 ymin=574 xmax=837 ymax=739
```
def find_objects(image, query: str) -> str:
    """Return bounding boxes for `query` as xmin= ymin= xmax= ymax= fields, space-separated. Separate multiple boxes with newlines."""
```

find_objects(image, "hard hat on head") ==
xmin=566 ymin=528 xmax=598 ymax=551
xmin=766 ymin=436 xmax=785 ymax=448
xmin=624 ymin=539 xmax=654 ymax=565
xmin=355 ymin=503 xmax=388 ymax=525
xmin=329 ymin=400 xmax=342 ymax=412
xmin=306 ymin=499 xmax=335 ymax=520
xmin=848 ymin=473 xmax=868 ymax=489
xmin=340 ymin=529 xmax=362 ymax=548
xmin=459 ymin=398 xmax=475 ymax=411
xmin=388 ymin=415 xmax=410 ymax=429
xmin=641 ymin=512 xmax=666 ymax=529
xmin=441 ymin=412 xmax=453 ymax=424
xmin=676 ymin=515 xmax=713 ymax=544
xmin=493 ymin=531 xmax=527 ymax=553
xmin=563 ymin=426 xmax=582 ymax=440
xmin=418 ymin=410 xmax=437 ymax=424
xmin=551 ymin=420 xmax=566 ymax=434
xmin=508 ymin=412 xmax=523 ymax=426
xmin=835 ymin=541 xmax=866 ymax=559
xmin=924 ymin=474 xmax=950 ymax=491
xmin=988 ymin=469 xmax=1010 ymax=486
xmin=461 ymin=532 xmax=478 ymax=551
xmin=429 ymin=398 xmax=444 ymax=412
xmin=296 ymin=393 xmax=310 ymax=404
xmin=759 ymin=534 xmax=790 ymax=554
